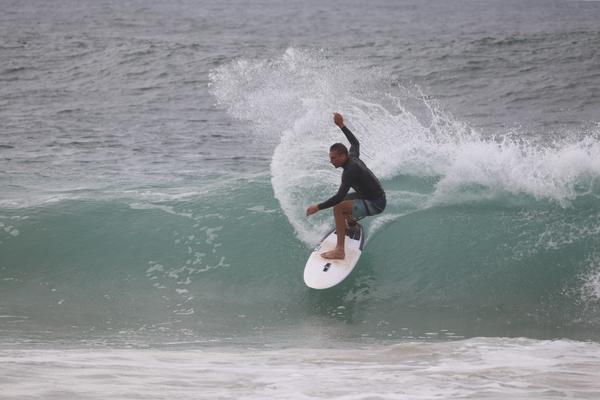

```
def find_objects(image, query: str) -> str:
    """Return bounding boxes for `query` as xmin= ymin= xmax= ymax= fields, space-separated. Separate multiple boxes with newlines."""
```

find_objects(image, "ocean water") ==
xmin=2 ymin=0 xmax=600 ymax=398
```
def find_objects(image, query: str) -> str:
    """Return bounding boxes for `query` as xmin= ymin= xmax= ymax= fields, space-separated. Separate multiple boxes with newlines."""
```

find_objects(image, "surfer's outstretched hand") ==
xmin=306 ymin=205 xmax=319 ymax=216
xmin=333 ymin=112 xmax=345 ymax=128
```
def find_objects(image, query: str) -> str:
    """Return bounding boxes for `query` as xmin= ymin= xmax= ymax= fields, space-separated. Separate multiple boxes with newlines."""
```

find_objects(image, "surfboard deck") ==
xmin=303 ymin=223 xmax=365 ymax=289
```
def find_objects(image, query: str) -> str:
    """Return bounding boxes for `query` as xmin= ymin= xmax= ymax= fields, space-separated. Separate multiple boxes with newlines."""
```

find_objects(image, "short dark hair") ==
xmin=329 ymin=143 xmax=348 ymax=156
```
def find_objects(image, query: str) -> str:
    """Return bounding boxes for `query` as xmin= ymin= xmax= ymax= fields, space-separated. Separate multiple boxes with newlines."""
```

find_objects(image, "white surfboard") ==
xmin=303 ymin=223 xmax=365 ymax=289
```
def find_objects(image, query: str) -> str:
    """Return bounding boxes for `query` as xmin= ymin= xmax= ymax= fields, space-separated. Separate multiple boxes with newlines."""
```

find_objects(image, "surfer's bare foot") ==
xmin=321 ymin=249 xmax=345 ymax=259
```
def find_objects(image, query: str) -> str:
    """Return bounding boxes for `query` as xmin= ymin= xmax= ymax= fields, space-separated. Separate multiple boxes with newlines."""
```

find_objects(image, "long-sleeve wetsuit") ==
xmin=317 ymin=126 xmax=385 ymax=210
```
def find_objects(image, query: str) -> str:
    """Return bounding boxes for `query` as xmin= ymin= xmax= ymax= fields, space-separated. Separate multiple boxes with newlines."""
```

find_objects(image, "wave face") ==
xmin=2 ymin=179 xmax=600 ymax=344
xmin=2 ymin=49 xmax=600 ymax=344
xmin=211 ymin=49 xmax=600 ymax=239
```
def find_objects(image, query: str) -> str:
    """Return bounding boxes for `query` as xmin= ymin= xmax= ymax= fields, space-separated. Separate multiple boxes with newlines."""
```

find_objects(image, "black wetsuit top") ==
xmin=318 ymin=126 xmax=386 ymax=210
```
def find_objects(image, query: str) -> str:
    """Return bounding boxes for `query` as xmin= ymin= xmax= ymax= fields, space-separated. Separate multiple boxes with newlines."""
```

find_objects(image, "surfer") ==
xmin=306 ymin=113 xmax=386 ymax=260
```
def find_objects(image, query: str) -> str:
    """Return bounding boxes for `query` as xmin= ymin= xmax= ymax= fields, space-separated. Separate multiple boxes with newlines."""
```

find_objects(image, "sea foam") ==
xmin=210 ymin=48 xmax=600 ymax=243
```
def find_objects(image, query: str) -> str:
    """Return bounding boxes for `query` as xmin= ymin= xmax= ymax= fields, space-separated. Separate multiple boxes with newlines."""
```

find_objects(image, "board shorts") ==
xmin=352 ymin=196 xmax=386 ymax=219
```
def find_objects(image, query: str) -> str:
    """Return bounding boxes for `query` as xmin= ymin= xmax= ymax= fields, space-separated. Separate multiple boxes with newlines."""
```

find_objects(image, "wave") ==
xmin=2 ymin=49 xmax=600 ymax=343
xmin=2 ymin=179 xmax=600 ymax=342
xmin=210 ymin=48 xmax=600 ymax=241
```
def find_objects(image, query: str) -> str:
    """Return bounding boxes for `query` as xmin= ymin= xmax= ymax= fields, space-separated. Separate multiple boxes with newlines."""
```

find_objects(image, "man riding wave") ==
xmin=306 ymin=113 xmax=386 ymax=260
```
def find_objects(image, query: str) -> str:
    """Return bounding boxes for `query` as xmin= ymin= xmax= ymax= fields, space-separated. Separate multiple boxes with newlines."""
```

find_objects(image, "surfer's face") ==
xmin=329 ymin=150 xmax=347 ymax=168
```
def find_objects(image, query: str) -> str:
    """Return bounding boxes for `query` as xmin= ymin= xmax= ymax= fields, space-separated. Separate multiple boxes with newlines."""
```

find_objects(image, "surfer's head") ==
xmin=329 ymin=143 xmax=348 ymax=168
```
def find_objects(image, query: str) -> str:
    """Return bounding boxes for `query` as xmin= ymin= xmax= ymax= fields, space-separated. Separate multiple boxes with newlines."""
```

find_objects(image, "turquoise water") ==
xmin=3 ymin=172 xmax=600 ymax=343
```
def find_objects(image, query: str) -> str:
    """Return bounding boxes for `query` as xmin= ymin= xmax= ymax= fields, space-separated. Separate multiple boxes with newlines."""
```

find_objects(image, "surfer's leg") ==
xmin=322 ymin=200 xmax=353 ymax=260
xmin=343 ymin=193 xmax=360 ymax=227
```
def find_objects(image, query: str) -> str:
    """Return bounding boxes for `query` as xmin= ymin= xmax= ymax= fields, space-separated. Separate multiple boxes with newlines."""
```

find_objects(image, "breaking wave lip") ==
xmin=210 ymin=47 xmax=600 ymax=244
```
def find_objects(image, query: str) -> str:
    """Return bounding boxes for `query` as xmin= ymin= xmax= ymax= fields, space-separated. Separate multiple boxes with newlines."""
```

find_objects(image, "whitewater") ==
xmin=2 ymin=0 xmax=600 ymax=398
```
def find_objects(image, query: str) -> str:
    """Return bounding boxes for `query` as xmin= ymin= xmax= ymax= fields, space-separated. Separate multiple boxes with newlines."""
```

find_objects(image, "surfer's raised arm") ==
xmin=333 ymin=112 xmax=359 ymax=158
xmin=333 ymin=112 xmax=345 ymax=129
